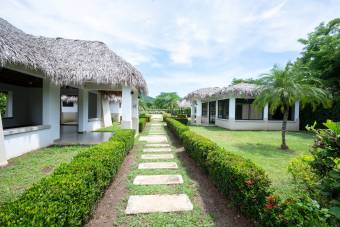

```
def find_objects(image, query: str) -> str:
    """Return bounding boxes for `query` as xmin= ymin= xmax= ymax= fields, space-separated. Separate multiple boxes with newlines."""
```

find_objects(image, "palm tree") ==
xmin=254 ymin=63 xmax=331 ymax=150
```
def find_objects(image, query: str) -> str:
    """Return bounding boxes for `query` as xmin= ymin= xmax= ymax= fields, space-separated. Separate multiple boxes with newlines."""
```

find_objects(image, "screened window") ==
xmin=0 ymin=91 xmax=13 ymax=118
xmin=202 ymin=103 xmax=208 ymax=117
xmin=236 ymin=99 xmax=263 ymax=120
xmin=218 ymin=99 xmax=229 ymax=119
xmin=88 ymin=92 xmax=98 ymax=118
xmin=62 ymin=101 xmax=74 ymax=107
xmin=269 ymin=106 xmax=295 ymax=121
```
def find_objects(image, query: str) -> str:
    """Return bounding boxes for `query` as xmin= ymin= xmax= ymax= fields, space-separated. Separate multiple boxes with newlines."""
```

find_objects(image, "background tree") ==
xmin=154 ymin=92 xmax=180 ymax=112
xmin=254 ymin=63 xmax=331 ymax=150
xmin=296 ymin=18 xmax=340 ymax=128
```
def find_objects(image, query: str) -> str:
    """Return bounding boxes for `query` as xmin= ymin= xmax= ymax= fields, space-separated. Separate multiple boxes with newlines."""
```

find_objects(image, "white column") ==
xmin=78 ymin=89 xmax=88 ymax=132
xmin=215 ymin=100 xmax=218 ymax=119
xmin=132 ymin=91 xmax=139 ymax=133
xmin=102 ymin=98 xmax=112 ymax=128
xmin=263 ymin=104 xmax=269 ymax=121
xmin=0 ymin=114 xmax=7 ymax=167
xmin=294 ymin=101 xmax=300 ymax=121
xmin=43 ymin=79 xmax=60 ymax=139
xmin=196 ymin=99 xmax=202 ymax=125
xmin=229 ymin=97 xmax=236 ymax=120
xmin=190 ymin=103 xmax=195 ymax=123
xmin=121 ymin=86 xmax=132 ymax=129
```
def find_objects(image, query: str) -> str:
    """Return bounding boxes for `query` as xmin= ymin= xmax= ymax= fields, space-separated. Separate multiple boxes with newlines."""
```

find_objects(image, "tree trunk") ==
xmin=281 ymin=109 xmax=289 ymax=150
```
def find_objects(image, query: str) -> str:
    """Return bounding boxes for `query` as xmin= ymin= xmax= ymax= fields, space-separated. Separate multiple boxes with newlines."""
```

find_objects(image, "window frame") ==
xmin=235 ymin=98 xmax=263 ymax=120
xmin=201 ymin=102 xmax=208 ymax=117
xmin=218 ymin=99 xmax=229 ymax=119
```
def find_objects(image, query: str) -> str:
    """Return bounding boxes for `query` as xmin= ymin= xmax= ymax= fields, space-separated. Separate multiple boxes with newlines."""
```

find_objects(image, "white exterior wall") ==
xmin=196 ymin=100 xmax=202 ymax=125
xmin=87 ymin=118 xmax=103 ymax=131
xmin=121 ymin=86 xmax=132 ymax=129
xmin=110 ymin=101 xmax=122 ymax=122
xmin=3 ymin=79 xmax=60 ymax=159
xmin=132 ymin=92 xmax=139 ymax=133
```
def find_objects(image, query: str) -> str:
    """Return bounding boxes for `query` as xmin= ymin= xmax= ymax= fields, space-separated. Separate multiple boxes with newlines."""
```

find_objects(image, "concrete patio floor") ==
xmin=54 ymin=125 xmax=113 ymax=145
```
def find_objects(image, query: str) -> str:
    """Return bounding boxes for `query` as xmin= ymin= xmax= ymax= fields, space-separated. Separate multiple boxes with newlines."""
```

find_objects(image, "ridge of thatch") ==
xmin=213 ymin=83 xmax=260 ymax=98
xmin=0 ymin=18 xmax=148 ymax=94
xmin=101 ymin=91 xmax=122 ymax=103
xmin=178 ymin=99 xmax=191 ymax=108
xmin=61 ymin=95 xmax=78 ymax=103
xmin=184 ymin=87 xmax=221 ymax=101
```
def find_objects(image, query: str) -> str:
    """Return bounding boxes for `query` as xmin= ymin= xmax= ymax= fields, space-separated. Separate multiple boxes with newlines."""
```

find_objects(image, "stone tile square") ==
xmin=143 ymin=147 xmax=172 ymax=153
xmin=139 ymin=135 xmax=168 ymax=143
xmin=133 ymin=174 xmax=183 ymax=185
xmin=125 ymin=194 xmax=193 ymax=214
xmin=141 ymin=154 xmax=174 ymax=160
xmin=145 ymin=144 xmax=170 ymax=148
xmin=138 ymin=162 xmax=178 ymax=169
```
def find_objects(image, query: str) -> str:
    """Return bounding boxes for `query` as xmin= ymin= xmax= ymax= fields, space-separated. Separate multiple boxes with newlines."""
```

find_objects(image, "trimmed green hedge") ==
xmin=165 ymin=118 xmax=331 ymax=226
xmin=165 ymin=117 xmax=271 ymax=222
xmin=139 ymin=113 xmax=151 ymax=122
xmin=139 ymin=117 xmax=147 ymax=132
xmin=0 ymin=129 xmax=135 ymax=226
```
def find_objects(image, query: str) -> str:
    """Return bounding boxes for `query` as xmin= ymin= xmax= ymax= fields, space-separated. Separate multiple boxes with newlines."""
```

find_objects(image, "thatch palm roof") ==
xmin=212 ymin=83 xmax=261 ymax=99
xmin=61 ymin=95 xmax=78 ymax=103
xmin=101 ymin=91 xmax=122 ymax=103
xmin=185 ymin=83 xmax=261 ymax=101
xmin=184 ymin=87 xmax=221 ymax=101
xmin=0 ymin=18 xmax=147 ymax=94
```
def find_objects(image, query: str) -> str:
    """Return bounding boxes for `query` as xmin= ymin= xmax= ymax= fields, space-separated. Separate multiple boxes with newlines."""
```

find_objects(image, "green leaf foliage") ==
xmin=0 ymin=129 xmax=135 ymax=226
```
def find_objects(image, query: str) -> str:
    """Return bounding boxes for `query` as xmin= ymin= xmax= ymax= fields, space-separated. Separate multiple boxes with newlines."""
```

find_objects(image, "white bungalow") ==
xmin=0 ymin=18 xmax=147 ymax=166
xmin=186 ymin=83 xmax=300 ymax=131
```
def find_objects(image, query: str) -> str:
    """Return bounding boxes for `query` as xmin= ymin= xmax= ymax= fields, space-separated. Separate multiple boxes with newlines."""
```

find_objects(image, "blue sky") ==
xmin=1 ymin=0 xmax=339 ymax=97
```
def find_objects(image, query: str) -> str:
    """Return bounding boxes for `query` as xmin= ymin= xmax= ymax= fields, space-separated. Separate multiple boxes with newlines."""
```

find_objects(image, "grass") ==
xmin=189 ymin=126 xmax=313 ymax=199
xmin=115 ymin=123 xmax=214 ymax=226
xmin=0 ymin=145 xmax=83 ymax=204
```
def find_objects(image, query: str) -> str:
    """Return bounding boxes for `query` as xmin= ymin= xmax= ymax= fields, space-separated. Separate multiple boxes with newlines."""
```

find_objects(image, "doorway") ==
xmin=209 ymin=101 xmax=216 ymax=124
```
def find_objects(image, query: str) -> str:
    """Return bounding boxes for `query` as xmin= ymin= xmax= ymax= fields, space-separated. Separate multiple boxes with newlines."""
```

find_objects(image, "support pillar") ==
xmin=102 ymin=98 xmax=112 ymax=128
xmin=294 ymin=101 xmax=300 ymax=121
xmin=215 ymin=100 xmax=218 ymax=120
xmin=263 ymin=104 xmax=269 ymax=130
xmin=132 ymin=91 xmax=139 ymax=133
xmin=0 ymin=114 xmax=7 ymax=167
xmin=122 ymin=86 xmax=132 ymax=129
xmin=229 ymin=97 xmax=236 ymax=120
xmin=190 ymin=103 xmax=195 ymax=123
xmin=196 ymin=100 xmax=202 ymax=125
xmin=78 ymin=89 xmax=88 ymax=132
xmin=43 ymin=79 xmax=60 ymax=139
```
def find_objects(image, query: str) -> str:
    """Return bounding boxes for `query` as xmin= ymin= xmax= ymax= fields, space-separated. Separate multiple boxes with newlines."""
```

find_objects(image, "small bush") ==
xmin=174 ymin=117 xmax=189 ymax=125
xmin=0 ymin=129 xmax=135 ymax=226
xmin=139 ymin=113 xmax=151 ymax=122
xmin=139 ymin=117 xmax=146 ymax=132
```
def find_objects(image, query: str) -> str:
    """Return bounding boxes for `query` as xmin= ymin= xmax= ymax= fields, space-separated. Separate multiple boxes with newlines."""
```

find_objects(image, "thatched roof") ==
xmin=0 ymin=18 xmax=147 ymax=94
xmin=61 ymin=95 xmax=78 ymax=103
xmin=184 ymin=87 xmax=221 ymax=101
xmin=213 ymin=83 xmax=260 ymax=98
xmin=185 ymin=83 xmax=261 ymax=101
xmin=101 ymin=91 xmax=122 ymax=103
xmin=178 ymin=99 xmax=191 ymax=108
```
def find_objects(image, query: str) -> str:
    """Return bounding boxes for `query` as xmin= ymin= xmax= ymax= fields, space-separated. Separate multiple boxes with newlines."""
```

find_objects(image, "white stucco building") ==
xmin=186 ymin=84 xmax=300 ymax=131
xmin=0 ymin=18 xmax=147 ymax=166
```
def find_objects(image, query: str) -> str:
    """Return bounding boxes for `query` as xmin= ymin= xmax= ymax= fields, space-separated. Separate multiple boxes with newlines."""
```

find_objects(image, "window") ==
xmin=202 ymin=103 xmax=208 ymax=117
xmin=62 ymin=101 xmax=74 ymax=107
xmin=269 ymin=106 xmax=295 ymax=121
xmin=218 ymin=99 xmax=229 ymax=119
xmin=88 ymin=92 xmax=98 ymax=118
xmin=1 ymin=91 xmax=13 ymax=118
xmin=236 ymin=99 xmax=263 ymax=120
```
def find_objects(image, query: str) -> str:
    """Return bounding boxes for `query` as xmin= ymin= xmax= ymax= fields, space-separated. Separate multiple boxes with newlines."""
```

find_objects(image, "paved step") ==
xmin=145 ymin=144 xmax=170 ymax=148
xmin=148 ymin=132 xmax=166 ymax=135
xmin=139 ymin=135 xmax=168 ymax=143
xmin=141 ymin=154 xmax=174 ymax=160
xmin=133 ymin=174 xmax=183 ymax=185
xmin=138 ymin=162 xmax=178 ymax=169
xmin=125 ymin=194 xmax=193 ymax=214
xmin=143 ymin=147 xmax=172 ymax=153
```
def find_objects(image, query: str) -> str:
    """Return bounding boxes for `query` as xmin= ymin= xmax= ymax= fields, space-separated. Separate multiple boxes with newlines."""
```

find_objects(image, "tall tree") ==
xmin=154 ymin=92 xmax=180 ymax=111
xmin=254 ymin=63 xmax=331 ymax=150
xmin=296 ymin=18 xmax=340 ymax=127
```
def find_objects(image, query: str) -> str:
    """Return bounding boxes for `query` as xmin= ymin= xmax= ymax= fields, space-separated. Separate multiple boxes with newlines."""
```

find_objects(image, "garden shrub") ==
xmin=139 ymin=113 xmax=151 ymax=122
xmin=139 ymin=117 xmax=146 ymax=132
xmin=0 ymin=129 xmax=135 ymax=226
xmin=166 ymin=117 xmax=189 ymax=138
xmin=174 ymin=116 xmax=189 ymax=125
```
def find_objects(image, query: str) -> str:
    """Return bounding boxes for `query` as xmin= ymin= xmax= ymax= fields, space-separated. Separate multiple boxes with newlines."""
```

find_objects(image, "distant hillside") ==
xmin=141 ymin=95 xmax=155 ymax=104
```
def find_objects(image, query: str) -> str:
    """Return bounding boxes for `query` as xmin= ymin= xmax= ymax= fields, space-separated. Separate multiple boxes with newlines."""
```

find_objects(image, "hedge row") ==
xmin=165 ymin=118 xmax=331 ymax=226
xmin=0 ymin=129 xmax=135 ymax=226
xmin=139 ymin=117 xmax=146 ymax=132
xmin=165 ymin=118 xmax=271 ymax=222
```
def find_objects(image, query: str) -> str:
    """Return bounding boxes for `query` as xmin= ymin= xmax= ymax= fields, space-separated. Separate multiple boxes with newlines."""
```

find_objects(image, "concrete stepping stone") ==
xmin=139 ymin=135 xmax=168 ymax=143
xmin=141 ymin=154 xmax=174 ymax=160
xmin=138 ymin=162 xmax=178 ymax=169
xmin=125 ymin=194 xmax=193 ymax=214
xmin=143 ymin=147 xmax=172 ymax=152
xmin=145 ymin=144 xmax=170 ymax=148
xmin=133 ymin=174 xmax=183 ymax=185
xmin=148 ymin=132 xmax=166 ymax=135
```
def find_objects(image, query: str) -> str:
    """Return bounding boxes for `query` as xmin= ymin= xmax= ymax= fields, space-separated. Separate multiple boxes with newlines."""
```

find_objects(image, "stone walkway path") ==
xmin=125 ymin=115 xmax=194 ymax=215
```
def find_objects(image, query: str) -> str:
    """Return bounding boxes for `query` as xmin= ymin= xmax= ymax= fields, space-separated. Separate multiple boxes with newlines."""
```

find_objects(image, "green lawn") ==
xmin=0 ymin=146 xmax=83 ymax=204
xmin=189 ymin=126 xmax=313 ymax=199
